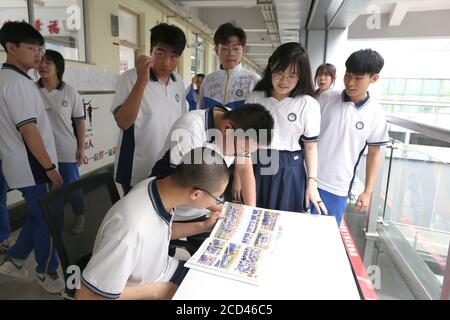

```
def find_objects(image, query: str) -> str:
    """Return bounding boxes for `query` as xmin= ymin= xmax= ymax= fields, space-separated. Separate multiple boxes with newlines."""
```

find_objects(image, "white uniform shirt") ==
xmin=317 ymin=90 xmax=390 ymax=196
xmin=0 ymin=64 xmax=57 ymax=189
xmin=198 ymin=63 xmax=260 ymax=110
xmin=151 ymin=108 xmax=234 ymax=221
xmin=81 ymin=177 xmax=179 ymax=299
xmin=246 ymin=90 xmax=321 ymax=151
xmin=38 ymin=81 xmax=85 ymax=163
xmin=112 ymin=69 xmax=187 ymax=187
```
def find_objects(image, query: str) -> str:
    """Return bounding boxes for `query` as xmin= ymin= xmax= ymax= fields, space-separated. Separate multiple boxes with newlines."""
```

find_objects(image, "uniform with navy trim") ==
xmin=246 ymin=90 xmax=321 ymax=212
xmin=81 ymin=177 xmax=184 ymax=299
xmin=112 ymin=69 xmax=187 ymax=190
xmin=0 ymin=63 xmax=59 ymax=274
xmin=37 ymin=79 xmax=85 ymax=217
xmin=312 ymin=90 xmax=389 ymax=224
xmin=198 ymin=63 xmax=260 ymax=110
xmin=151 ymin=107 xmax=234 ymax=222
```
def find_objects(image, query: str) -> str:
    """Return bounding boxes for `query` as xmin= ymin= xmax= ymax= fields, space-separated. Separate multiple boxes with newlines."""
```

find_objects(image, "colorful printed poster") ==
xmin=185 ymin=203 xmax=281 ymax=285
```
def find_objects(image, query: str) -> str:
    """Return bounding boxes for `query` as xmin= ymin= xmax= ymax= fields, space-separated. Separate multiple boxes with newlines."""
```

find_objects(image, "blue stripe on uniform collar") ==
xmin=341 ymin=90 xmax=371 ymax=109
xmin=148 ymin=178 xmax=172 ymax=225
xmin=1 ymin=63 xmax=32 ymax=80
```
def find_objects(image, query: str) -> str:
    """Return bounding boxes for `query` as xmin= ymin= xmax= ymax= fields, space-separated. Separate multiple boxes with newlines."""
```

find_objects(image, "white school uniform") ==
xmin=37 ymin=80 xmax=85 ymax=163
xmin=151 ymin=107 xmax=234 ymax=221
xmin=198 ymin=63 xmax=260 ymax=110
xmin=317 ymin=90 xmax=390 ymax=197
xmin=0 ymin=64 xmax=57 ymax=188
xmin=112 ymin=69 xmax=187 ymax=187
xmin=81 ymin=177 xmax=180 ymax=299
xmin=245 ymin=90 xmax=321 ymax=150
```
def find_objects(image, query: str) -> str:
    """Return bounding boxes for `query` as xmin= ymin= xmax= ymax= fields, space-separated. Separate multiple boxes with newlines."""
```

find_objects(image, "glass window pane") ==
xmin=388 ymin=78 xmax=406 ymax=95
xmin=119 ymin=8 xmax=138 ymax=45
xmin=422 ymin=79 xmax=440 ymax=96
xmin=0 ymin=0 xmax=29 ymax=53
xmin=440 ymin=80 xmax=450 ymax=97
xmin=33 ymin=0 xmax=86 ymax=62
xmin=119 ymin=46 xmax=135 ymax=73
xmin=405 ymin=79 xmax=423 ymax=95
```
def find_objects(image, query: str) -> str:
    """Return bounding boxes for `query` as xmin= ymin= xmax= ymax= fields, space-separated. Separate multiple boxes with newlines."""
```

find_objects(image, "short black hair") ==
xmin=254 ymin=42 xmax=314 ymax=97
xmin=223 ymin=103 xmax=274 ymax=146
xmin=0 ymin=21 xmax=44 ymax=52
xmin=172 ymin=147 xmax=229 ymax=194
xmin=196 ymin=73 xmax=205 ymax=78
xmin=345 ymin=49 xmax=384 ymax=76
xmin=150 ymin=23 xmax=186 ymax=56
xmin=43 ymin=49 xmax=65 ymax=82
xmin=214 ymin=22 xmax=247 ymax=46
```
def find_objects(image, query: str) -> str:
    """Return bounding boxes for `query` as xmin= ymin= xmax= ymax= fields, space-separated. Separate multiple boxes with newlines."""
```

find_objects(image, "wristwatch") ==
xmin=44 ymin=163 xmax=56 ymax=172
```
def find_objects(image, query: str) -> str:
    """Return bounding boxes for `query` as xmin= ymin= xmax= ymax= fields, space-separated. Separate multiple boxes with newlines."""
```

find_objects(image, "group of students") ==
xmin=0 ymin=19 xmax=389 ymax=300
xmin=0 ymin=21 xmax=87 ymax=294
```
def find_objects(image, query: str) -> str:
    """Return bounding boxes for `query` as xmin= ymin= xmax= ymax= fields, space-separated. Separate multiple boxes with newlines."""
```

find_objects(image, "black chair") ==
xmin=39 ymin=171 xmax=120 ymax=298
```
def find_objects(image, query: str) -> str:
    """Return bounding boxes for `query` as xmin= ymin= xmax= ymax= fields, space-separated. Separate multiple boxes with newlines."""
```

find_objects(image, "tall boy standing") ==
xmin=112 ymin=23 xmax=187 ymax=195
xmin=198 ymin=22 xmax=260 ymax=110
xmin=0 ymin=22 xmax=64 ymax=293
xmin=312 ymin=49 xmax=389 ymax=226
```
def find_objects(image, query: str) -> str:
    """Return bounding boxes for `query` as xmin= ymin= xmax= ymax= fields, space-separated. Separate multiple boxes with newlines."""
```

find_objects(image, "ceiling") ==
xmin=172 ymin=0 xmax=450 ymax=69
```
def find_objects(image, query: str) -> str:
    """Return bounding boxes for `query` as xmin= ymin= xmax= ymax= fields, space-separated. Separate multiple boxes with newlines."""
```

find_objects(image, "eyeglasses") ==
xmin=28 ymin=47 xmax=46 ymax=56
xmin=218 ymin=45 xmax=243 ymax=55
xmin=195 ymin=187 xmax=225 ymax=205
xmin=272 ymin=71 xmax=299 ymax=82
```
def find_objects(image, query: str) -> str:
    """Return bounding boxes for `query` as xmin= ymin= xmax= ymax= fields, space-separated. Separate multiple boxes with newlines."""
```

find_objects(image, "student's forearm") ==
xmin=114 ymin=82 xmax=147 ymax=130
xmin=171 ymin=221 xmax=210 ymax=240
xmin=76 ymin=282 xmax=176 ymax=300
xmin=303 ymin=142 xmax=318 ymax=179
xmin=19 ymin=123 xmax=54 ymax=169
xmin=74 ymin=119 xmax=86 ymax=149
xmin=235 ymin=158 xmax=256 ymax=206
xmin=364 ymin=146 xmax=381 ymax=194
xmin=120 ymin=282 xmax=177 ymax=300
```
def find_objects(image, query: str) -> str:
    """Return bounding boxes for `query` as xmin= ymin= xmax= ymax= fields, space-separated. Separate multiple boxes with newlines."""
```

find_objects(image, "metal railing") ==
xmin=361 ymin=114 xmax=450 ymax=300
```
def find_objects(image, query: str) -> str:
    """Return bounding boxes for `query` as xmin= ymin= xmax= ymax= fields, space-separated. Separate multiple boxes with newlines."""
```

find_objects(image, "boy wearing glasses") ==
xmin=76 ymin=147 xmax=229 ymax=300
xmin=198 ymin=22 xmax=260 ymax=110
xmin=112 ymin=23 xmax=187 ymax=195
xmin=0 ymin=22 xmax=65 ymax=293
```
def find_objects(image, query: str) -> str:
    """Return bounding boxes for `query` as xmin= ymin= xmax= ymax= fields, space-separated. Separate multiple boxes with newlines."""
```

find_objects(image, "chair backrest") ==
xmin=39 ymin=171 xmax=120 ymax=297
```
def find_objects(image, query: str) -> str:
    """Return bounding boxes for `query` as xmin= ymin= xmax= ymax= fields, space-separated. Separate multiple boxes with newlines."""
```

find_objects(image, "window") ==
xmin=405 ymin=79 xmax=423 ymax=96
xmin=0 ymin=1 xmax=28 ymax=25
xmin=1 ymin=0 xmax=87 ymax=62
xmin=118 ymin=6 xmax=140 ymax=73
xmin=190 ymin=33 xmax=205 ymax=77
xmin=387 ymin=78 xmax=406 ymax=95
xmin=422 ymin=79 xmax=440 ymax=98
xmin=440 ymin=80 xmax=450 ymax=98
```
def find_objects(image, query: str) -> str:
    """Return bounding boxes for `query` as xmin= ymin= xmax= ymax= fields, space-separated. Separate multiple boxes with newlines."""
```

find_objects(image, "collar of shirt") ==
xmin=1 ymin=63 xmax=32 ymax=80
xmin=147 ymin=178 xmax=172 ymax=225
xmin=219 ymin=63 xmax=243 ymax=74
xmin=341 ymin=90 xmax=371 ymax=109
xmin=37 ymin=78 xmax=65 ymax=90
xmin=149 ymin=70 xmax=177 ymax=83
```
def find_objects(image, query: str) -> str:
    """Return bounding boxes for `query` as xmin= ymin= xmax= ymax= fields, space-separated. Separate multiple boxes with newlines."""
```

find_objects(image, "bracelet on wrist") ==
xmin=44 ymin=163 xmax=56 ymax=172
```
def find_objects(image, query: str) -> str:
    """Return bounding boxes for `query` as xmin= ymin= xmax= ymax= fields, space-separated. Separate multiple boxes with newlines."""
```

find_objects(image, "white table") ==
xmin=174 ymin=213 xmax=360 ymax=300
